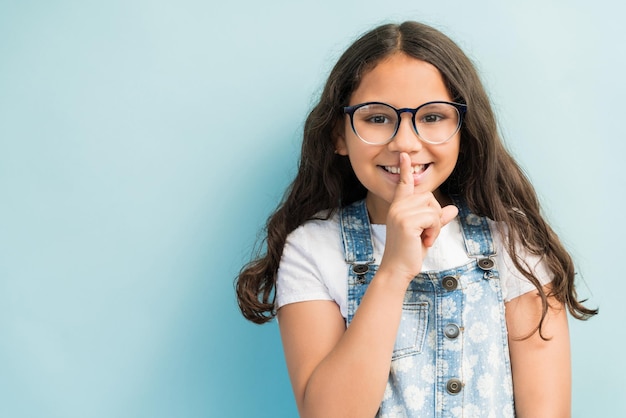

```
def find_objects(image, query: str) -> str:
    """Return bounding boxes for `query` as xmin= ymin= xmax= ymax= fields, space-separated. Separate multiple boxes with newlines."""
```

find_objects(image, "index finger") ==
xmin=394 ymin=152 xmax=414 ymax=200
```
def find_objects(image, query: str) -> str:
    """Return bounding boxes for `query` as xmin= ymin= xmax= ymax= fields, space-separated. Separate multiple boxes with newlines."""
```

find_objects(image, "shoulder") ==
xmin=285 ymin=210 xmax=341 ymax=248
xmin=487 ymin=219 xmax=553 ymax=302
xmin=281 ymin=210 xmax=342 ymax=272
xmin=276 ymin=210 xmax=347 ymax=312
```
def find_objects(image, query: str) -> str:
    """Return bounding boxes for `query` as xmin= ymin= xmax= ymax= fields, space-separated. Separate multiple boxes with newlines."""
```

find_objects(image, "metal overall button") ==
xmin=446 ymin=378 xmax=463 ymax=394
xmin=477 ymin=258 xmax=495 ymax=270
xmin=442 ymin=276 xmax=458 ymax=291
xmin=352 ymin=264 xmax=369 ymax=275
xmin=444 ymin=323 xmax=460 ymax=339
xmin=352 ymin=264 xmax=369 ymax=284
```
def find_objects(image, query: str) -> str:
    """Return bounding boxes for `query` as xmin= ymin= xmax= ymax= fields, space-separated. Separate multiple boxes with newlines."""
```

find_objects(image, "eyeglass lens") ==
xmin=352 ymin=103 xmax=461 ymax=144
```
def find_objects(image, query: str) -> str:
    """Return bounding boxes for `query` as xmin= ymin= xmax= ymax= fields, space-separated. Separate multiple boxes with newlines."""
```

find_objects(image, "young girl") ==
xmin=236 ymin=21 xmax=596 ymax=417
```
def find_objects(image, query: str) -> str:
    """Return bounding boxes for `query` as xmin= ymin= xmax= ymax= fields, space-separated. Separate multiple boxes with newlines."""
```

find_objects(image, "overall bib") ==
xmin=341 ymin=198 xmax=515 ymax=418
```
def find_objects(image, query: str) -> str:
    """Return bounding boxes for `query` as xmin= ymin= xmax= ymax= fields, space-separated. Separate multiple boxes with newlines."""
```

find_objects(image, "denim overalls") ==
xmin=341 ymin=198 xmax=515 ymax=417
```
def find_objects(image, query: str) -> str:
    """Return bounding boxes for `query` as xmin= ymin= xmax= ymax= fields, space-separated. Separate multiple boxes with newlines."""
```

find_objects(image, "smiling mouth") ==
xmin=382 ymin=164 xmax=429 ymax=174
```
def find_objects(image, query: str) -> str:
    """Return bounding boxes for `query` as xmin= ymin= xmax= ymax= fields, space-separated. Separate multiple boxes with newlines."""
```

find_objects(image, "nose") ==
xmin=387 ymin=112 xmax=422 ymax=153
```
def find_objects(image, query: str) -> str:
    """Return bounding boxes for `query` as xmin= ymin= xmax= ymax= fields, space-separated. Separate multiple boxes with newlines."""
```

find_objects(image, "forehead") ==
xmin=350 ymin=53 xmax=451 ymax=106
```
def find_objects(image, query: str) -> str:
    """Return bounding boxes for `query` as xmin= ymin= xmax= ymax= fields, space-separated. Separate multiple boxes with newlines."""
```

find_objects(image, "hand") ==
xmin=378 ymin=152 xmax=458 ymax=283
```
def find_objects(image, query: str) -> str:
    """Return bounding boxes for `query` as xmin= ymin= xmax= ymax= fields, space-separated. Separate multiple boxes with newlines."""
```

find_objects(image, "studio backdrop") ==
xmin=0 ymin=1 xmax=623 ymax=417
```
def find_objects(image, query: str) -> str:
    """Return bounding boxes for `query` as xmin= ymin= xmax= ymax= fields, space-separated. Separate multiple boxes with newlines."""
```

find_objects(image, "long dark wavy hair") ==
xmin=235 ymin=21 xmax=597 ymax=336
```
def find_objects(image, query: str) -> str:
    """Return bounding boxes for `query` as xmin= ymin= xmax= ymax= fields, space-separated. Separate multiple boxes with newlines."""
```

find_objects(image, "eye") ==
xmin=416 ymin=103 xmax=458 ymax=125
xmin=421 ymin=113 xmax=444 ymax=123
xmin=355 ymin=104 xmax=396 ymax=125
xmin=366 ymin=114 xmax=393 ymax=124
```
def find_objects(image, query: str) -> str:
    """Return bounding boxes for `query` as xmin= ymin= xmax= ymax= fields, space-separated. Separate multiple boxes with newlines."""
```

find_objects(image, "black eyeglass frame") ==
xmin=343 ymin=100 xmax=468 ymax=145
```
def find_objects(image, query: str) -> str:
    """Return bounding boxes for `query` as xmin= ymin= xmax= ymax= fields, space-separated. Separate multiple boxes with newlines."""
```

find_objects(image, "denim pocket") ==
xmin=392 ymin=302 xmax=429 ymax=360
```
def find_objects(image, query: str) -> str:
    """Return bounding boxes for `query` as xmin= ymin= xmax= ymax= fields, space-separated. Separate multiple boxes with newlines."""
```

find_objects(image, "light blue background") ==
xmin=1 ymin=1 xmax=623 ymax=417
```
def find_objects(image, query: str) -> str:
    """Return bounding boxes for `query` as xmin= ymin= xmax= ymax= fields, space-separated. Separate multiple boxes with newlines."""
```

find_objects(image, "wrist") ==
xmin=374 ymin=263 xmax=416 ymax=290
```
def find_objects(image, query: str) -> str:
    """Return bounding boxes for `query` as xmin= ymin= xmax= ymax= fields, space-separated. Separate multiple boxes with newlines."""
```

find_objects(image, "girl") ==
xmin=236 ymin=21 xmax=596 ymax=417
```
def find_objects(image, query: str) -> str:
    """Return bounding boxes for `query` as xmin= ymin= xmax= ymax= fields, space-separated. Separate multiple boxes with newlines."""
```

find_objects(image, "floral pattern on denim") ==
xmin=341 ymin=198 xmax=515 ymax=417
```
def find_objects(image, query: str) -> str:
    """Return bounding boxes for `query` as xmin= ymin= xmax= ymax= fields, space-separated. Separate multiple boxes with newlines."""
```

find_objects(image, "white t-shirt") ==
xmin=276 ymin=211 xmax=552 ymax=319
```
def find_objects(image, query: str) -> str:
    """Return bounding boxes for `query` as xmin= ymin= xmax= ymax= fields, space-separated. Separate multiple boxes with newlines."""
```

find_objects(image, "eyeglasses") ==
xmin=343 ymin=101 xmax=467 ymax=145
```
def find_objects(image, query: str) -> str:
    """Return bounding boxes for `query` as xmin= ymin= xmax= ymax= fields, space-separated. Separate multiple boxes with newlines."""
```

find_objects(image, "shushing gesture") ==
xmin=379 ymin=152 xmax=459 ymax=284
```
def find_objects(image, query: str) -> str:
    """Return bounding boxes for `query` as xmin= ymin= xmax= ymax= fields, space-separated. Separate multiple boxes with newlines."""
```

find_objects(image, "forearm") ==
xmin=298 ymin=270 xmax=408 ymax=417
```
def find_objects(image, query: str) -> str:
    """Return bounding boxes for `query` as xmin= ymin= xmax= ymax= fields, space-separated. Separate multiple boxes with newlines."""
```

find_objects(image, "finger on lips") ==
xmin=395 ymin=152 xmax=414 ymax=198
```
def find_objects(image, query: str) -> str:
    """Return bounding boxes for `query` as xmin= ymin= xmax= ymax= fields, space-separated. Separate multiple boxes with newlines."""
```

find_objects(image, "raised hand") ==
xmin=378 ymin=152 xmax=458 ymax=284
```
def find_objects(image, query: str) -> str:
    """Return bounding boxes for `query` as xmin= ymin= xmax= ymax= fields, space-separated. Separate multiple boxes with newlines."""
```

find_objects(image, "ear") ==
xmin=333 ymin=123 xmax=349 ymax=156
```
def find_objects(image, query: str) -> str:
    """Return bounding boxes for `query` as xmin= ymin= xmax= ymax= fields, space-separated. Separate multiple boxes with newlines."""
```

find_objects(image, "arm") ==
xmin=506 ymin=286 xmax=571 ymax=418
xmin=278 ymin=271 xmax=408 ymax=417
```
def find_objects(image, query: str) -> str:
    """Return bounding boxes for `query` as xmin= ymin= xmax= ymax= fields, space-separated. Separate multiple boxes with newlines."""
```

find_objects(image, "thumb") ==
xmin=440 ymin=204 xmax=459 ymax=227
xmin=422 ymin=204 xmax=458 ymax=248
xmin=393 ymin=152 xmax=414 ymax=201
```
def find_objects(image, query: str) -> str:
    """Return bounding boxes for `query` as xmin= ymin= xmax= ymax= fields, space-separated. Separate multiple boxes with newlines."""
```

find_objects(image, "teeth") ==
xmin=383 ymin=165 xmax=426 ymax=174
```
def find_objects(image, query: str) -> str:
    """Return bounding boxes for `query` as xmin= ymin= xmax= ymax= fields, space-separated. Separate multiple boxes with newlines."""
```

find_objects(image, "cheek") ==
xmin=443 ymin=139 xmax=461 ymax=164
xmin=431 ymin=145 xmax=458 ymax=163
xmin=451 ymin=144 xmax=461 ymax=164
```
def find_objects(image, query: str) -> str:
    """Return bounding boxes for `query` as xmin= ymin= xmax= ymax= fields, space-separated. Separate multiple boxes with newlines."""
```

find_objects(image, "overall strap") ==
xmin=339 ymin=200 xmax=376 ymax=264
xmin=452 ymin=195 xmax=496 ymax=257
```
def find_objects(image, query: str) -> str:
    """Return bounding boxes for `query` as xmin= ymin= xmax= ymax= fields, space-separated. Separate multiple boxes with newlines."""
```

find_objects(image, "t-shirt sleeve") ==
xmin=275 ymin=225 xmax=334 ymax=310
xmin=491 ymin=221 xmax=554 ymax=302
